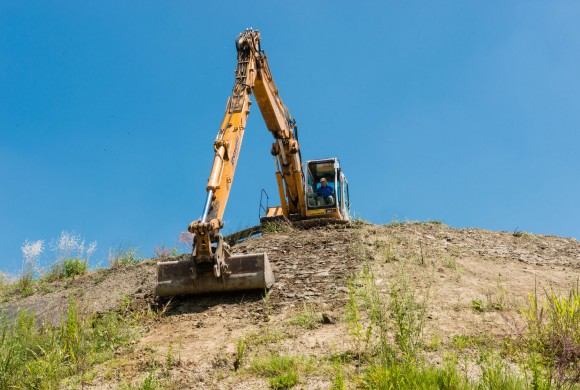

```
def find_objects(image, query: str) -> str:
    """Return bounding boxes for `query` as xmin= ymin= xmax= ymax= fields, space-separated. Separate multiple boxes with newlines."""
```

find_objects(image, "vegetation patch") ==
xmin=262 ymin=221 xmax=294 ymax=234
xmin=250 ymin=353 xmax=301 ymax=389
xmin=109 ymin=246 xmax=140 ymax=268
xmin=0 ymin=300 xmax=139 ymax=389
xmin=517 ymin=284 xmax=580 ymax=388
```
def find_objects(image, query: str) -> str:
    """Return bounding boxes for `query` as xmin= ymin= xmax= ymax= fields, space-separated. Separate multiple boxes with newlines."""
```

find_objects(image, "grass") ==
xmin=340 ymin=239 xmax=580 ymax=390
xmin=451 ymin=334 xmax=493 ymax=351
xmin=441 ymin=255 xmax=458 ymax=270
xmin=45 ymin=257 xmax=88 ymax=281
xmin=109 ymin=246 xmax=140 ymax=268
xmin=288 ymin=303 xmax=323 ymax=330
xmin=513 ymin=229 xmax=536 ymax=239
xmin=0 ymin=300 xmax=139 ymax=389
xmin=234 ymin=337 xmax=247 ymax=371
xmin=425 ymin=220 xmax=445 ymax=226
xmin=262 ymin=220 xmax=294 ymax=234
xmin=250 ymin=353 xmax=303 ymax=389
xmin=244 ymin=328 xmax=288 ymax=348
xmin=471 ymin=276 xmax=510 ymax=313
xmin=518 ymin=283 xmax=580 ymax=388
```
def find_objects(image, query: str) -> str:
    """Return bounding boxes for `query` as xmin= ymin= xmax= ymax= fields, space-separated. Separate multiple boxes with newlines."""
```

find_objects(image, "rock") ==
xmin=321 ymin=313 xmax=335 ymax=324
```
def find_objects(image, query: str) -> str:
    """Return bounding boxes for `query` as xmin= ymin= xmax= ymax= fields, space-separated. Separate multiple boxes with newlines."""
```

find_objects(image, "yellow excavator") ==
xmin=156 ymin=29 xmax=351 ymax=297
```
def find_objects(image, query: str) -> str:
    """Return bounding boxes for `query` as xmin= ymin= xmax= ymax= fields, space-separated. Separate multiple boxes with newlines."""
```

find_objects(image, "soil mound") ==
xmin=1 ymin=222 xmax=578 ymax=388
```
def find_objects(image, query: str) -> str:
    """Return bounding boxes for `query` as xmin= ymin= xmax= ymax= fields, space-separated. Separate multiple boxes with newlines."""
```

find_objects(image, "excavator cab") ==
xmin=305 ymin=158 xmax=351 ymax=221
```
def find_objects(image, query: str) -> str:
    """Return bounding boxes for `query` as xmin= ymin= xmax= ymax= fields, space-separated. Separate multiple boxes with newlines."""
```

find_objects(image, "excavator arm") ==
xmin=188 ymin=29 xmax=305 ymax=278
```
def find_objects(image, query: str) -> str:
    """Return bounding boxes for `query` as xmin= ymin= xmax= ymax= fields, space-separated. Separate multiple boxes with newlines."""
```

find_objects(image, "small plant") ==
xmin=513 ymin=228 xmax=535 ymax=239
xmin=329 ymin=362 xmax=346 ymax=390
xmin=251 ymin=353 xmax=299 ymax=389
xmin=351 ymin=212 xmax=371 ymax=225
xmin=451 ymin=334 xmax=492 ymax=351
xmin=425 ymin=334 xmax=441 ymax=351
xmin=39 ymin=232 xmax=97 ymax=281
xmin=262 ymin=221 xmax=293 ymax=234
xmin=441 ymin=256 xmax=458 ymax=270
xmin=288 ymin=303 xmax=322 ymax=330
xmin=234 ymin=337 xmax=246 ymax=371
xmin=64 ymin=258 xmax=88 ymax=277
xmin=165 ymin=343 xmax=174 ymax=368
xmin=471 ymin=277 xmax=509 ymax=313
xmin=109 ymin=245 xmax=139 ymax=268
xmin=471 ymin=298 xmax=488 ymax=313
xmin=154 ymin=246 xmax=178 ymax=258
xmin=384 ymin=242 xmax=400 ymax=263
xmin=17 ymin=239 xmax=44 ymax=295
xmin=389 ymin=267 xmax=430 ymax=360
xmin=122 ymin=369 xmax=164 ymax=390
xmin=345 ymin=279 xmax=363 ymax=354
xmin=244 ymin=328 xmax=287 ymax=347
xmin=262 ymin=288 xmax=272 ymax=321
xmin=269 ymin=371 xmax=298 ymax=389
xmin=477 ymin=352 xmax=525 ymax=389
xmin=425 ymin=220 xmax=444 ymax=225
xmin=388 ymin=216 xmax=403 ymax=227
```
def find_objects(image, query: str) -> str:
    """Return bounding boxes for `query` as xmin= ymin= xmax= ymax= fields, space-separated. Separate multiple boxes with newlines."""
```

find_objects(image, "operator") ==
xmin=316 ymin=178 xmax=334 ymax=205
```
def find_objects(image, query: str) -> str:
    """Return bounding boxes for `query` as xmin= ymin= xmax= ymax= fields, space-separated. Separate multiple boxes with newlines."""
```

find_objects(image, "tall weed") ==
xmin=520 ymin=284 xmax=580 ymax=387
xmin=0 ymin=300 xmax=137 ymax=388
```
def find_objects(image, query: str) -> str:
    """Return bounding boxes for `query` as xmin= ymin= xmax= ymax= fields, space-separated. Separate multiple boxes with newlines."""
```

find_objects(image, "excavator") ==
xmin=156 ymin=29 xmax=351 ymax=297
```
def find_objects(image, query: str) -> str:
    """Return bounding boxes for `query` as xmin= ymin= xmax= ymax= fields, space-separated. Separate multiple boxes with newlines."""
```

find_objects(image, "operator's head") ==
xmin=320 ymin=178 xmax=327 ymax=186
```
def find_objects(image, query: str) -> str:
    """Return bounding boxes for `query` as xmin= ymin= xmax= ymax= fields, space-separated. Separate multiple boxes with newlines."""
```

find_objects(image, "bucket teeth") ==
xmin=156 ymin=253 xmax=274 ymax=297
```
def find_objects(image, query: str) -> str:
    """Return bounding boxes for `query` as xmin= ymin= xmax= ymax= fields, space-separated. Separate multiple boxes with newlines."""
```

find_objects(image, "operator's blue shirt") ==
xmin=316 ymin=184 xmax=334 ymax=198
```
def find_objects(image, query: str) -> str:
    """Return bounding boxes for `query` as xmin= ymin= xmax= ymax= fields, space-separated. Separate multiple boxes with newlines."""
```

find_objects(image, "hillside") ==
xmin=1 ymin=221 xmax=578 ymax=389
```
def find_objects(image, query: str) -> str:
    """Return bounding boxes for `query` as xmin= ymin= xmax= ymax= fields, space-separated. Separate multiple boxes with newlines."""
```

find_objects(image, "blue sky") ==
xmin=1 ymin=1 xmax=579 ymax=274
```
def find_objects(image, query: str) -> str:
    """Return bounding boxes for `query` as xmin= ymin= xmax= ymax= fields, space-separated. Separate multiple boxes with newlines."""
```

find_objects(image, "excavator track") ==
xmin=224 ymin=219 xmax=351 ymax=246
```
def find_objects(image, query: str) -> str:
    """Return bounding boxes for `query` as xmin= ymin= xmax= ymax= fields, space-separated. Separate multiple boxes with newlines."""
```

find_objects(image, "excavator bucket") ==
xmin=156 ymin=253 xmax=275 ymax=297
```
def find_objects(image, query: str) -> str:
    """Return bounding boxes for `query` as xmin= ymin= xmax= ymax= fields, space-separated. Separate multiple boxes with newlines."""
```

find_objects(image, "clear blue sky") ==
xmin=1 ymin=1 xmax=579 ymax=274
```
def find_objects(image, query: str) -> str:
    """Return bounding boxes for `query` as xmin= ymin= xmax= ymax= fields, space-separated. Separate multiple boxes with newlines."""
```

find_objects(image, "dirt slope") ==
xmin=2 ymin=222 xmax=578 ymax=389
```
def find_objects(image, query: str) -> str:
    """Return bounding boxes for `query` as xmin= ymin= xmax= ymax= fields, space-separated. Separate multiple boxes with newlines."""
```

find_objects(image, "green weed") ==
xmin=288 ymin=303 xmax=322 ymax=330
xmin=329 ymin=361 xmax=346 ymax=390
xmin=471 ymin=276 xmax=509 ymax=313
xmin=46 ymin=257 xmax=88 ymax=281
xmin=244 ymin=328 xmax=288 ymax=347
xmin=519 ymin=284 xmax=580 ymax=388
xmin=109 ymin=246 xmax=140 ymax=268
xmin=262 ymin=221 xmax=293 ymax=234
xmin=513 ymin=229 xmax=535 ymax=239
xmin=251 ymin=353 xmax=299 ymax=389
xmin=0 ymin=299 xmax=138 ymax=389
xmin=234 ymin=337 xmax=247 ymax=371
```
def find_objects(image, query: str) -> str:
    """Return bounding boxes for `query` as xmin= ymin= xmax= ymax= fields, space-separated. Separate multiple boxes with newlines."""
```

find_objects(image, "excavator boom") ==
xmin=157 ymin=29 xmax=350 ymax=297
xmin=158 ymin=29 xmax=301 ymax=296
